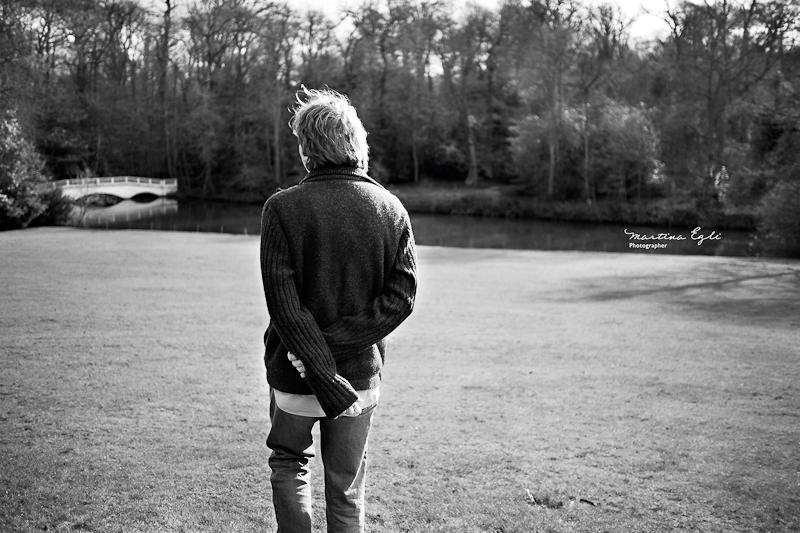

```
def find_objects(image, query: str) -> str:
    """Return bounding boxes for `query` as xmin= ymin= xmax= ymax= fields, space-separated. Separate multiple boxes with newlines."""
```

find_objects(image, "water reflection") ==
xmin=78 ymin=198 xmax=179 ymax=228
xmin=73 ymin=198 xmax=756 ymax=257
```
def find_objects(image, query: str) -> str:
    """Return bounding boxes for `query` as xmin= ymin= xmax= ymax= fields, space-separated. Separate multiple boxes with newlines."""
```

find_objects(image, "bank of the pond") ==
xmin=391 ymin=184 xmax=759 ymax=231
xmin=72 ymin=197 xmax=758 ymax=257
xmin=174 ymin=183 xmax=759 ymax=231
xmin=2 ymin=228 xmax=799 ymax=532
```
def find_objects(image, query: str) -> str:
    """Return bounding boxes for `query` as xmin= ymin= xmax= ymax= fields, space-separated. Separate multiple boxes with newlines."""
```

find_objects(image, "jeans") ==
xmin=267 ymin=390 xmax=375 ymax=533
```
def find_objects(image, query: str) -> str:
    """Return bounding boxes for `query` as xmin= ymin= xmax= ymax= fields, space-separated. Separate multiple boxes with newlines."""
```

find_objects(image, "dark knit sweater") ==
xmin=260 ymin=164 xmax=417 ymax=419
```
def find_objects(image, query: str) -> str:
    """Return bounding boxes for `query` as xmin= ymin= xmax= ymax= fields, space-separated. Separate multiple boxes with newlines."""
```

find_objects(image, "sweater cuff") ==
xmin=306 ymin=372 xmax=360 ymax=419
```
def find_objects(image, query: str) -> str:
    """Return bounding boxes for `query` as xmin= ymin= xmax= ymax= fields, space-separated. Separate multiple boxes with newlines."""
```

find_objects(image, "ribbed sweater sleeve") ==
xmin=260 ymin=205 xmax=360 ymax=419
xmin=322 ymin=222 xmax=417 ymax=354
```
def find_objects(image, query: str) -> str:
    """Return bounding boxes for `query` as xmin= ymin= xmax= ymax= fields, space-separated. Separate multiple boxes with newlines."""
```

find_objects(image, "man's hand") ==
xmin=337 ymin=398 xmax=363 ymax=418
xmin=288 ymin=352 xmax=362 ymax=418
xmin=287 ymin=352 xmax=306 ymax=378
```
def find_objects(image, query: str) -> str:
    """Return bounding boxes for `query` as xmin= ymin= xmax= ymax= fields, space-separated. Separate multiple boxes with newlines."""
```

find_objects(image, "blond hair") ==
xmin=290 ymin=87 xmax=369 ymax=171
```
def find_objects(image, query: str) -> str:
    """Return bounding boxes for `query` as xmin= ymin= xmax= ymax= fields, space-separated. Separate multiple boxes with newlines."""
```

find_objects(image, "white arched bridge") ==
xmin=54 ymin=177 xmax=178 ymax=200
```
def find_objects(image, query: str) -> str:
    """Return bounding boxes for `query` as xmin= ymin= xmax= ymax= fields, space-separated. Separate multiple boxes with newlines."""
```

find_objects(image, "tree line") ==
xmin=2 ymin=0 xmax=800 ymax=215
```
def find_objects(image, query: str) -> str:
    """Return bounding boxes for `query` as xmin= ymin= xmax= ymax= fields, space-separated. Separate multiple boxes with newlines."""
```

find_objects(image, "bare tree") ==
xmin=395 ymin=0 xmax=444 ymax=182
xmin=157 ymin=0 xmax=175 ymax=178
xmin=258 ymin=2 xmax=297 ymax=186
xmin=576 ymin=2 xmax=629 ymax=200
xmin=296 ymin=9 xmax=336 ymax=87
xmin=511 ymin=0 xmax=584 ymax=197
xmin=662 ymin=0 xmax=792 ymax=197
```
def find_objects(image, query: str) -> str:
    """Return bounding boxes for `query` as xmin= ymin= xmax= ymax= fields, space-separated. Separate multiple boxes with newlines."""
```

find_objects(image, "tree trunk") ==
xmin=466 ymin=115 xmax=478 ymax=186
xmin=583 ymin=129 xmax=590 ymax=201
xmin=547 ymin=83 xmax=560 ymax=198
xmin=412 ymin=132 xmax=419 ymax=183
xmin=273 ymin=84 xmax=282 ymax=186
xmin=160 ymin=0 xmax=173 ymax=179
xmin=412 ymin=67 xmax=420 ymax=183
xmin=548 ymin=137 xmax=556 ymax=197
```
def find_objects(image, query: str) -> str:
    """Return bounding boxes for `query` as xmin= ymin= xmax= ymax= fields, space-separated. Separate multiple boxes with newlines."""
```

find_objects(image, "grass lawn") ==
xmin=1 ymin=227 xmax=799 ymax=532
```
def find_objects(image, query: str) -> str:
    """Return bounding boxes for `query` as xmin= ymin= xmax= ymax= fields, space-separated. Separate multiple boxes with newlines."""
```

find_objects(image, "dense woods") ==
xmin=1 ymin=0 xmax=799 ymax=253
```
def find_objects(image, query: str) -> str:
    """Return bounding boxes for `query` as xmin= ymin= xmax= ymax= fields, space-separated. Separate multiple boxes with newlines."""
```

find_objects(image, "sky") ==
xmin=287 ymin=0 xmax=673 ymax=42
xmin=139 ymin=0 xmax=673 ymax=43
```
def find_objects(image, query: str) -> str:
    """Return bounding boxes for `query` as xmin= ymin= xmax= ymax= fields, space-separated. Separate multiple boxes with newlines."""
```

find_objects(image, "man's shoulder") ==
xmin=266 ymin=177 xmax=407 ymax=215
xmin=263 ymin=184 xmax=304 ymax=215
xmin=355 ymin=179 xmax=405 ymax=206
xmin=267 ymin=184 xmax=299 ymax=203
xmin=380 ymin=188 xmax=410 ymax=220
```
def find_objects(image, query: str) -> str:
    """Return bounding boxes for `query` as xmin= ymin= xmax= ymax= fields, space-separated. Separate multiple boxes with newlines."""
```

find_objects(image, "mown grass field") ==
xmin=1 ymin=228 xmax=799 ymax=532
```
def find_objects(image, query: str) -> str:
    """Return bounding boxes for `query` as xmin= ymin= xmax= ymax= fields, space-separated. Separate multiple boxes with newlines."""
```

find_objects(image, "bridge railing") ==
xmin=54 ymin=177 xmax=178 ymax=187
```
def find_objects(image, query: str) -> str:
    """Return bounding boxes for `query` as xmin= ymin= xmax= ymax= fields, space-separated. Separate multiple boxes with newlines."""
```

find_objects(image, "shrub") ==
xmin=510 ymin=110 xmax=583 ymax=199
xmin=756 ymin=179 xmax=800 ymax=258
xmin=591 ymin=103 xmax=662 ymax=201
xmin=28 ymin=187 xmax=75 ymax=227
xmin=0 ymin=110 xmax=56 ymax=230
xmin=423 ymin=140 xmax=468 ymax=182
xmin=511 ymin=102 xmax=662 ymax=201
xmin=722 ymin=167 xmax=771 ymax=206
xmin=653 ymin=102 xmax=707 ymax=194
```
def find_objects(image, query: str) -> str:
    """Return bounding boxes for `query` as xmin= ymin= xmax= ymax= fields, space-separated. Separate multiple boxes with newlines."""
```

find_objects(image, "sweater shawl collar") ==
xmin=300 ymin=165 xmax=384 ymax=189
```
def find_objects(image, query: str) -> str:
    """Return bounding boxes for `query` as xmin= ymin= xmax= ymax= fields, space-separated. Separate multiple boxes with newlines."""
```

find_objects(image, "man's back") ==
xmin=260 ymin=164 xmax=417 ymax=418
xmin=266 ymin=167 xmax=408 ymax=328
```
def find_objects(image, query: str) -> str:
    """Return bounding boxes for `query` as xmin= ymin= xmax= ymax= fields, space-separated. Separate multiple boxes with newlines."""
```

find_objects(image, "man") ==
xmin=260 ymin=87 xmax=417 ymax=533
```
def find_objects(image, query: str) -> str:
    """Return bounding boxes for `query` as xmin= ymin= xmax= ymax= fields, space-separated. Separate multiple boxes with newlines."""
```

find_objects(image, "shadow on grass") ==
xmin=574 ymin=261 xmax=800 ymax=327
xmin=586 ymin=270 xmax=798 ymax=299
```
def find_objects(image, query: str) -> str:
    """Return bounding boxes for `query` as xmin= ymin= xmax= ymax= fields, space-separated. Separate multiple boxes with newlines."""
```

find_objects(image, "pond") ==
xmin=73 ymin=197 xmax=757 ymax=257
